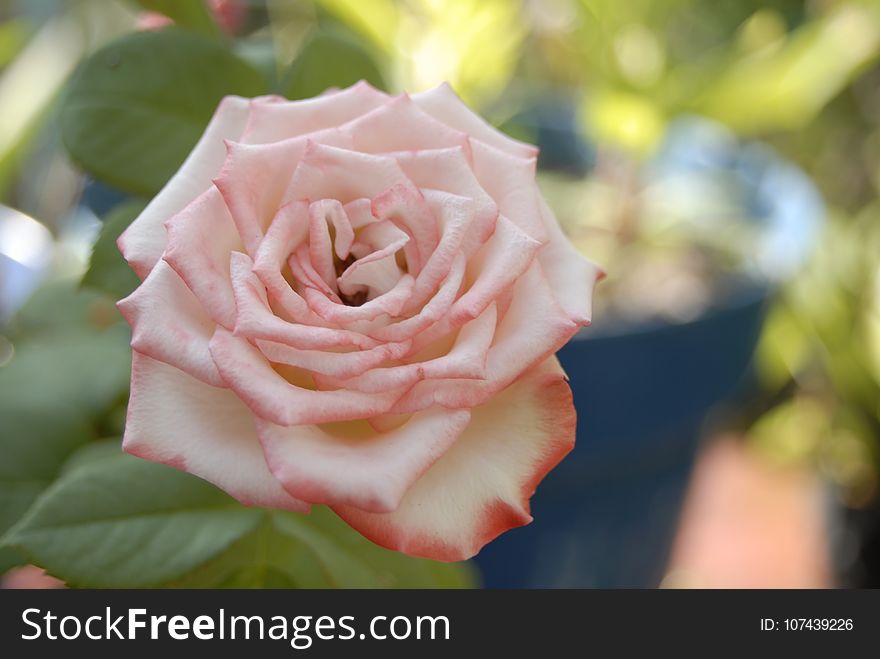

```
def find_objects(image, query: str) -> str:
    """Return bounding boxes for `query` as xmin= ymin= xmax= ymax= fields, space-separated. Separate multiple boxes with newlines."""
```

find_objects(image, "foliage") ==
xmin=81 ymin=200 xmax=147 ymax=299
xmin=4 ymin=443 xmax=474 ymax=587
xmin=61 ymin=29 xmax=266 ymax=195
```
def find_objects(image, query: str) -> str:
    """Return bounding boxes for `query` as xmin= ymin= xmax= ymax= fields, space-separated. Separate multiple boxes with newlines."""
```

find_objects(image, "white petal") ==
xmin=334 ymin=356 xmax=575 ymax=561
xmin=119 ymin=96 xmax=251 ymax=278
xmin=412 ymin=82 xmax=539 ymax=158
xmin=257 ymin=408 xmax=471 ymax=513
xmin=118 ymin=260 xmax=223 ymax=386
xmin=124 ymin=352 xmax=308 ymax=511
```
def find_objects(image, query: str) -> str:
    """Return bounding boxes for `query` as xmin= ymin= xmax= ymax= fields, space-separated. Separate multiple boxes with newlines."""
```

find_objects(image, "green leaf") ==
xmin=8 ymin=281 xmax=122 ymax=341
xmin=351 ymin=520 xmax=478 ymax=587
xmin=61 ymin=29 xmax=266 ymax=196
xmin=271 ymin=508 xmax=477 ymax=588
xmin=167 ymin=517 xmax=328 ymax=588
xmin=0 ymin=327 xmax=132 ymax=415
xmin=0 ymin=383 xmax=90 ymax=576
xmin=3 ymin=452 xmax=264 ymax=587
xmin=169 ymin=509 xmax=476 ymax=588
xmin=315 ymin=0 xmax=399 ymax=54
xmin=134 ymin=0 xmax=221 ymax=38
xmin=82 ymin=200 xmax=147 ymax=300
xmin=282 ymin=29 xmax=386 ymax=100
xmin=0 ymin=548 xmax=24 ymax=574
xmin=0 ymin=18 xmax=31 ymax=70
xmin=60 ymin=439 xmax=126 ymax=476
xmin=4 ymin=446 xmax=476 ymax=588
xmin=0 ymin=326 xmax=133 ymax=568
xmin=0 ymin=406 xmax=89 ymax=507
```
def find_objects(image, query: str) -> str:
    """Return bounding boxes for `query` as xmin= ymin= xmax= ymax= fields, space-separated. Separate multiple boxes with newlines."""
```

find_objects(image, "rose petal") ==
xmin=118 ymin=260 xmax=224 ymax=386
xmin=284 ymin=142 xmax=411 ymax=205
xmin=355 ymin=218 xmax=410 ymax=252
xmin=343 ymin=198 xmax=378 ymax=229
xmin=371 ymin=182 xmax=439 ymax=276
xmin=437 ymin=214 xmax=541 ymax=329
xmin=163 ymin=186 xmax=241 ymax=328
xmin=251 ymin=201 xmax=328 ymax=326
xmin=214 ymin=129 xmax=352 ymax=255
xmin=317 ymin=302 xmax=496 ymax=394
xmin=337 ymin=221 xmax=409 ymax=300
xmin=289 ymin=244 xmax=341 ymax=302
xmin=124 ymin=352 xmax=308 ymax=511
xmin=209 ymin=327 xmax=406 ymax=426
xmin=391 ymin=262 xmax=578 ymax=414
xmin=241 ymin=81 xmax=388 ymax=144
xmin=471 ymin=140 xmax=547 ymax=243
xmin=118 ymin=95 xmax=251 ymax=278
xmin=333 ymin=355 xmax=575 ymax=561
xmin=393 ymin=146 xmax=499 ymax=258
xmin=313 ymin=199 xmax=355 ymax=260
xmin=412 ymin=82 xmax=538 ymax=159
xmin=341 ymin=93 xmax=471 ymax=156
xmin=306 ymin=274 xmax=414 ymax=325
xmin=537 ymin=196 xmax=604 ymax=326
xmin=230 ymin=251 xmax=377 ymax=349
xmin=257 ymin=408 xmax=471 ymax=513
xmin=256 ymin=337 xmax=411 ymax=379
xmin=403 ymin=190 xmax=474 ymax=314
xmin=368 ymin=252 xmax=466 ymax=343
xmin=307 ymin=199 xmax=342 ymax=293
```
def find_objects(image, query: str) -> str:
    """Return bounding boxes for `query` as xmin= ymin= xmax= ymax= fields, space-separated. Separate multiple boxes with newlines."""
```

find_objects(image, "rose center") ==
xmin=277 ymin=198 xmax=414 ymax=309
xmin=334 ymin=253 xmax=368 ymax=307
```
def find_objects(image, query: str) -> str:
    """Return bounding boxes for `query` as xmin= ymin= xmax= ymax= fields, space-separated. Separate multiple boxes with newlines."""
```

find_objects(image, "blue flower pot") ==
xmin=473 ymin=283 xmax=770 ymax=587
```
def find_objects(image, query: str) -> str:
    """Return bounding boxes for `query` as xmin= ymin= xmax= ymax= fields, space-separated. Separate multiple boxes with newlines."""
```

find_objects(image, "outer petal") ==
xmin=123 ymin=352 xmax=308 ymax=511
xmin=118 ymin=96 xmax=251 ymax=278
xmin=256 ymin=408 xmax=471 ymax=514
xmin=333 ymin=356 xmax=575 ymax=561
xmin=340 ymin=93 xmax=471 ymax=156
xmin=471 ymin=140 xmax=547 ymax=243
xmin=537 ymin=196 xmax=604 ymax=326
xmin=241 ymin=81 xmax=388 ymax=143
xmin=163 ymin=186 xmax=242 ymax=328
xmin=118 ymin=260 xmax=223 ymax=387
xmin=411 ymin=82 xmax=538 ymax=159
xmin=209 ymin=327 xmax=406 ymax=426
xmin=284 ymin=142 xmax=411 ymax=205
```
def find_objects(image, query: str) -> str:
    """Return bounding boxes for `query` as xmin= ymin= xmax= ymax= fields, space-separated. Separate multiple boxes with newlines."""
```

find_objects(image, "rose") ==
xmin=117 ymin=81 xmax=601 ymax=561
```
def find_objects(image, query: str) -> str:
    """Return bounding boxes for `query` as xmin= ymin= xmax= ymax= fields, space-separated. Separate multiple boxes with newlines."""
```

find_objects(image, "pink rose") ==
xmin=117 ymin=82 xmax=601 ymax=561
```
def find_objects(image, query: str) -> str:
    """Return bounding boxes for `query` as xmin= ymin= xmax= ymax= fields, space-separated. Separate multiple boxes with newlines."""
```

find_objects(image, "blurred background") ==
xmin=1 ymin=0 xmax=879 ymax=588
